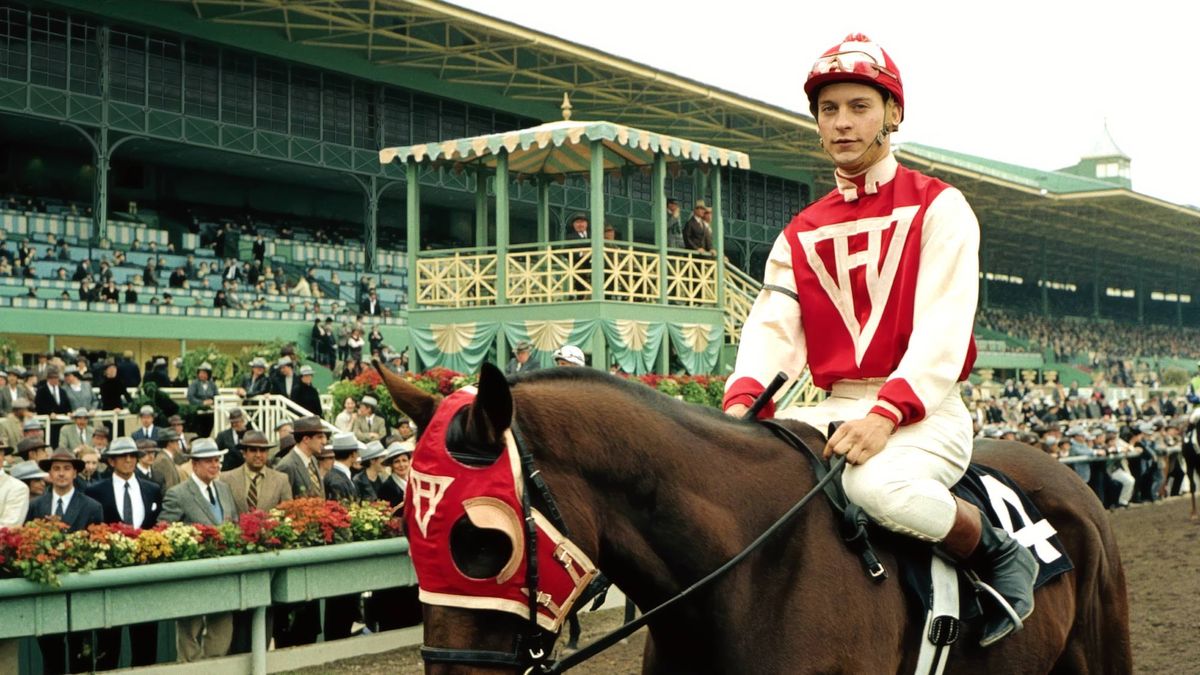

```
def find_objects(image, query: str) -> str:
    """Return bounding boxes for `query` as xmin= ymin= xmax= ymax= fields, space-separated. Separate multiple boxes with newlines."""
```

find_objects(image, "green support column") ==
xmin=711 ymin=167 xmax=725 ymax=310
xmin=652 ymin=152 xmax=667 ymax=304
xmin=363 ymin=175 xmax=379 ymax=273
xmin=1040 ymin=238 xmax=1049 ymax=317
xmin=180 ymin=339 xmax=187 ymax=358
xmin=495 ymin=151 xmax=510 ymax=305
xmin=979 ymin=238 xmax=989 ymax=310
xmin=589 ymin=141 xmax=606 ymax=301
xmin=405 ymin=160 xmax=420 ymax=312
xmin=536 ymin=177 xmax=550 ymax=243
xmin=591 ymin=326 xmax=607 ymax=372
xmin=475 ymin=171 xmax=488 ymax=247
xmin=94 ymin=26 xmax=110 ymax=246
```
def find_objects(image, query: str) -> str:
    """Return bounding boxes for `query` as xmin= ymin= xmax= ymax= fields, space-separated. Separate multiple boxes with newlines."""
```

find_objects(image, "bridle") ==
xmin=419 ymin=415 xmax=595 ymax=672
xmin=420 ymin=376 xmax=847 ymax=673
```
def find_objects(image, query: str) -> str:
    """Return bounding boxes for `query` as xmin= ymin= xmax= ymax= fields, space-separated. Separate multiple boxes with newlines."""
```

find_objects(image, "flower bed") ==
xmin=0 ymin=498 xmax=402 ymax=587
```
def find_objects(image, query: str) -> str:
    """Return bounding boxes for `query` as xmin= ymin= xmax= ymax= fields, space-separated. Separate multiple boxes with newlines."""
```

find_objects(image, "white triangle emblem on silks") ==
xmin=409 ymin=470 xmax=455 ymax=537
xmin=795 ymin=205 xmax=919 ymax=367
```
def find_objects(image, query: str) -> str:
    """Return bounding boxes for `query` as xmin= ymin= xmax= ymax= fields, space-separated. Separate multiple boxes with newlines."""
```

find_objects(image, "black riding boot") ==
xmin=940 ymin=497 xmax=1039 ymax=647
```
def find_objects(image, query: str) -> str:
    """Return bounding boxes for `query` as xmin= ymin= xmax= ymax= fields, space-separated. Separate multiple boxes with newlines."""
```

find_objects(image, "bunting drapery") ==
xmin=502 ymin=319 xmax=599 ymax=368
xmin=410 ymin=321 xmax=500 ymax=374
xmin=601 ymin=319 xmax=665 ymax=375
xmin=667 ymin=322 xmax=724 ymax=375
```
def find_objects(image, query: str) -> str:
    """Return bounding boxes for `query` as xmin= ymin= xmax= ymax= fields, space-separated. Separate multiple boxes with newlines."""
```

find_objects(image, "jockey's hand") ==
xmin=725 ymin=403 xmax=749 ymax=418
xmin=823 ymin=413 xmax=896 ymax=465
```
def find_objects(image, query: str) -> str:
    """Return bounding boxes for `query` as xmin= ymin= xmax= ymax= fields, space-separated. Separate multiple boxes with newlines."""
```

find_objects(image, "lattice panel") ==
xmin=603 ymin=246 xmax=660 ymax=303
xmin=416 ymin=252 xmax=498 ymax=307
xmin=506 ymin=246 xmax=592 ymax=304
xmin=665 ymin=253 xmax=717 ymax=306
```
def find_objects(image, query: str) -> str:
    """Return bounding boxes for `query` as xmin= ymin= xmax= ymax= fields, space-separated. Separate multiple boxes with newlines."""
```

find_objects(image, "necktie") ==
xmin=55 ymin=498 xmax=64 ymax=517
xmin=247 ymin=473 xmax=259 ymax=510
xmin=122 ymin=482 xmax=134 ymax=525
xmin=207 ymin=484 xmax=217 ymax=506
xmin=308 ymin=458 xmax=321 ymax=492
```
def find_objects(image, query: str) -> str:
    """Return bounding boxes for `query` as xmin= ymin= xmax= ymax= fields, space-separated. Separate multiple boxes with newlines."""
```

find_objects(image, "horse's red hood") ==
xmin=405 ymin=387 xmax=598 ymax=632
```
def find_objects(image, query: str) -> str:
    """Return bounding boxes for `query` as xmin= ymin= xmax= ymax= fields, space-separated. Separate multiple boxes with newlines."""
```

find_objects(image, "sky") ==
xmin=449 ymin=0 xmax=1200 ymax=208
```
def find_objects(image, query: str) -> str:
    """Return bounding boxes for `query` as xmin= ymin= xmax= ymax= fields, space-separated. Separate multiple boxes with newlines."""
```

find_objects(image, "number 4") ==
xmin=979 ymin=475 xmax=1063 ymax=564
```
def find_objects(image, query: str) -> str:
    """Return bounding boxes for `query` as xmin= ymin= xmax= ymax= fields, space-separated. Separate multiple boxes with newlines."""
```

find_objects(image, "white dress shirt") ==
xmin=333 ymin=463 xmax=352 ymax=480
xmin=111 ymin=474 xmax=146 ymax=526
xmin=51 ymin=488 xmax=75 ymax=516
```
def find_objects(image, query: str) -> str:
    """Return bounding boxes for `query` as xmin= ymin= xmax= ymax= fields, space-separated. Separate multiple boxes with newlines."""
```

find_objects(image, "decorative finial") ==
xmin=561 ymin=93 xmax=573 ymax=121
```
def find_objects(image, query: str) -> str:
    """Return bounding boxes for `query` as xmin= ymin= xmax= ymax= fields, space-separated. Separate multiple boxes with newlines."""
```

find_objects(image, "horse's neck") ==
xmin=558 ymin=416 xmax=835 ymax=612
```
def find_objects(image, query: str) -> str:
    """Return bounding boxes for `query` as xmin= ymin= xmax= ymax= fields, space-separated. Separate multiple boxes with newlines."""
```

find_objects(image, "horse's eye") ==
xmin=449 ymin=498 xmax=523 ymax=582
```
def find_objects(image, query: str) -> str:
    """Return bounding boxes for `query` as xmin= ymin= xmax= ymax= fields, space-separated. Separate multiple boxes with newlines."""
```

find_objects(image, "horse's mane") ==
xmin=508 ymin=367 xmax=778 ymax=441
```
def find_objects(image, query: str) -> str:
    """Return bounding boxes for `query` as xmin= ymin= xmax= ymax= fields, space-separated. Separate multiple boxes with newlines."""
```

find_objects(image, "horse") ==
xmin=377 ymin=362 xmax=1131 ymax=674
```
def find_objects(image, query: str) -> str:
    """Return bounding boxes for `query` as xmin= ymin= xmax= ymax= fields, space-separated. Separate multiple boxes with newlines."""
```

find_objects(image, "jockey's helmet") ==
xmin=805 ymin=33 xmax=904 ymax=120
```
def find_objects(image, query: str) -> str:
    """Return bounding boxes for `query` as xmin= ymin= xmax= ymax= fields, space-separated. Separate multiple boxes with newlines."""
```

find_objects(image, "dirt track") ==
xmin=285 ymin=497 xmax=1196 ymax=674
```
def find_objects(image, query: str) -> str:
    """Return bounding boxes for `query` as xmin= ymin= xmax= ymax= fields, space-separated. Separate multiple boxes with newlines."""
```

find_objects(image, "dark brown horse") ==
xmin=378 ymin=363 xmax=1131 ymax=674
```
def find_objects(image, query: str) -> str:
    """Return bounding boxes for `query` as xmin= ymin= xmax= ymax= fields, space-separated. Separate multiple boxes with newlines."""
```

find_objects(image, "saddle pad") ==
xmin=895 ymin=463 xmax=1074 ymax=621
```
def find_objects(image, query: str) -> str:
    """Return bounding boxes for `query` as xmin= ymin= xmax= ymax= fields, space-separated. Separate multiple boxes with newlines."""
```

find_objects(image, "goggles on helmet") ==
xmin=809 ymin=50 xmax=898 ymax=83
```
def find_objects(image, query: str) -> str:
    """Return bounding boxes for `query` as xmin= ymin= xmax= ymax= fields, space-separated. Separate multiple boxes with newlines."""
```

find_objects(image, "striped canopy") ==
xmin=378 ymin=120 xmax=750 ymax=173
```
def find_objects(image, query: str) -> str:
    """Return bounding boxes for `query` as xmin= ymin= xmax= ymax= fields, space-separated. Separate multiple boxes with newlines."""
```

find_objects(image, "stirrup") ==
xmin=964 ymin=569 xmax=1028 ymax=646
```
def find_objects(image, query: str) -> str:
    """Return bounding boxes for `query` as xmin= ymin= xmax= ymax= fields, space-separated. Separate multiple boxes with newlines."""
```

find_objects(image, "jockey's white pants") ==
xmin=779 ymin=380 xmax=973 ymax=542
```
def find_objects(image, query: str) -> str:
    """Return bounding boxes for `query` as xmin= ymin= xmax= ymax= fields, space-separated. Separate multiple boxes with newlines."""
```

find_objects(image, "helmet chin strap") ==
xmin=820 ymin=100 xmax=898 ymax=175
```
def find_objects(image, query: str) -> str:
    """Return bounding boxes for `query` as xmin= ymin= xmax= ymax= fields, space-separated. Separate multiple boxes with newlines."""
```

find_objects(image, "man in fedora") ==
xmin=159 ymin=438 xmax=236 ymax=661
xmin=0 ymin=396 xmax=29 ymax=449
xmin=168 ymin=414 xmax=191 ymax=456
xmin=506 ymin=339 xmax=541 ymax=375
xmin=130 ymin=405 xmax=160 ymax=443
xmin=85 ymin=437 xmax=162 ymax=669
xmin=238 ymin=357 xmax=271 ymax=399
xmin=186 ymin=362 xmax=218 ymax=407
xmin=222 ymin=431 xmax=291 ymax=516
xmin=216 ymin=407 xmax=251 ymax=471
xmin=35 ymin=366 xmax=72 ymax=417
xmin=0 ymin=437 xmax=30 ymax=527
xmin=1 ymin=368 xmax=34 ymax=416
xmin=151 ymin=428 xmax=184 ymax=491
xmin=323 ymin=432 xmax=361 ymax=502
xmin=57 ymin=408 xmax=95 ymax=453
xmin=292 ymin=365 xmax=323 ymax=417
xmin=351 ymin=395 xmax=386 ymax=443
xmin=276 ymin=416 xmax=326 ymax=499
xmin=683 ymin=199 xmax=714 ymax=254
xmin=17 ymin=436 xmax=50 ymax=463
xmin=27 ymin=449 xmax=103 ymax=675
xmin=270 ymin=356 xmax=296 ymax=399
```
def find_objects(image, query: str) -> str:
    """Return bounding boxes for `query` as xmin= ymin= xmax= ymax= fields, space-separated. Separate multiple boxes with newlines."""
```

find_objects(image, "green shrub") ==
xmin=180 ymin=346 xmax=232 ymax=386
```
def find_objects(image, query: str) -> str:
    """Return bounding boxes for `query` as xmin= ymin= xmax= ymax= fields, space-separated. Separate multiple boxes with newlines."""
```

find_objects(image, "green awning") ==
xmin=378 ymin=120 xmax=750 ymax=174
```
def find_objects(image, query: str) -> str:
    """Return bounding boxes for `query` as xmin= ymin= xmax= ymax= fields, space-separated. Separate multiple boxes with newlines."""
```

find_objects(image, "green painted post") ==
xmin=475 ymin=171 xmax=488 ymax=247
xmin=495 ymin=151 xmax=510 ymax=305
xmin=658 ymin=339 xmax=669 ymax=376
xmin=251 ymin=606 xmax=267 ymax=675
xmin=363 ymin=175 xmax=379 ymax=273
xmin=712 ymin=168 xmax=725 ymax=310
xmin=591 ymin=327 xmax=607 ymax=372
xmin=536 ymin=177 xmax=550 ymax=243
xmin=406 ymin=160 xmax=420 ymax=312
xmin=94 ymin=26 xmax=110 ymax=247
xmin=590 ymin=141 xmax=605 ymax=301
xmin=653 ymin=153 xmax=667 ymax=305
xmin=180 ymin=339 xmax=187 ymax=358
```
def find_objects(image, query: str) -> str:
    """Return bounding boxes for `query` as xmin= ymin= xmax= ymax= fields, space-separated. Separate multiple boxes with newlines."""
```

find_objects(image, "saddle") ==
xmin=762 ymin=420 xmax=1073 ymax=667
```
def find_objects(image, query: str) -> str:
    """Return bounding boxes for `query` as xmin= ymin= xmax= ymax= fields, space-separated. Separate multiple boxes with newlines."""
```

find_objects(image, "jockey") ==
xmin=723 ymin=34 xmax=1038 ymax=646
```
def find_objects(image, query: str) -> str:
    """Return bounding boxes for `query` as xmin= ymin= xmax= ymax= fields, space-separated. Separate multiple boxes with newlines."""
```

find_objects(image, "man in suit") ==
xmin=57 ymin=408 xmax=95 ymax=453
xmin=27 ymin=449 xmax=103 ymax=675
xmin=237 ymin=357 xmax=271 ymax=399
xmin=130 ymin=405 xmax=160 ymax=443
xmin=505 ymin=340 xmax=541 ymax=375
xmin=0 ymin=437 xmax=30 ymax=527
xmin=360 ymin=289 xmax=383 ymax=316
xmin=271 ymin=417 xmax=327 ymax=648
xmin=683 ymin=199 xmax=714 ymax=254
xmin=186 ymin=362 xmax=219 ymax=407
xmin=168 ymin=414 xmax=192 ymax=456
xmin=159 ymin=438 xmax=237 ymax=661
xmin=270 ymin=357 xmax=296 ymax=399
xmin=221 ymin=431 xmax=291 ymax=515
xmin=564 ymin=212 xmax=589 ymax=241
xmin=35 ymin=367 xmax=72 ymax=417
xmin=216 ymin=407 xmax=251 ymax=471
xmin=351 ymin=395 xmax=387 ymax=443
xmin=85 ymin=437 xmax=163 ymax=669
xmin=61 ymin=366 xmax=97 ymax=411
xmin=150 ymin=429 xmax=184 ymax=491
xmin=0 ymin=396 xmax=30 ymax=450
xmin=0 ymin=368 xmax=33 ymax=416
xmin=135 ymin=439 xmax=161 ymax=483
xmin=323 ymin=432 xmax=362 ymax=639
xmin=292 ymin=365 xmax=323 ymax=417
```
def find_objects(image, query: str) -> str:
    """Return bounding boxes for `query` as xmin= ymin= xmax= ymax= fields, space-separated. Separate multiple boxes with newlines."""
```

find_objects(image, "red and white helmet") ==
xmin=804 ymin=33 xmax=904 ymax=119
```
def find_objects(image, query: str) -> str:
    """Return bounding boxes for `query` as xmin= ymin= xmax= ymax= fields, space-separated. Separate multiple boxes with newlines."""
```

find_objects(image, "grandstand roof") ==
xmin=135 ymin=0 xmax=823 ymax=179
xmin=894 ymin=142 xmax=1200 ymax=291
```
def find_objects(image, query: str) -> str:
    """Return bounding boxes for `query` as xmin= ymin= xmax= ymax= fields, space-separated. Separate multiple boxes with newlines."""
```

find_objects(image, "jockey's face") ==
xmin=816 ymin=82 xmax=900 ymax=175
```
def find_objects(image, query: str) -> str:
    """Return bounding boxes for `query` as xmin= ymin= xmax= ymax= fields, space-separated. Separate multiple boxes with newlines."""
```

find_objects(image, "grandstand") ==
xmin=0 ymin=0 xmax=1198 ymax=382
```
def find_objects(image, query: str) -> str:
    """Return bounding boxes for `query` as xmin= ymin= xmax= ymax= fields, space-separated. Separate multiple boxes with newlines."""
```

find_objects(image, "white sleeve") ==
xmin=724 ymin=232 xmax=807 ymax=408
xmin=874 ymin=187 xmax=979 ymax=424
xmin=0 ymin=480 xmax=30 ymax=527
